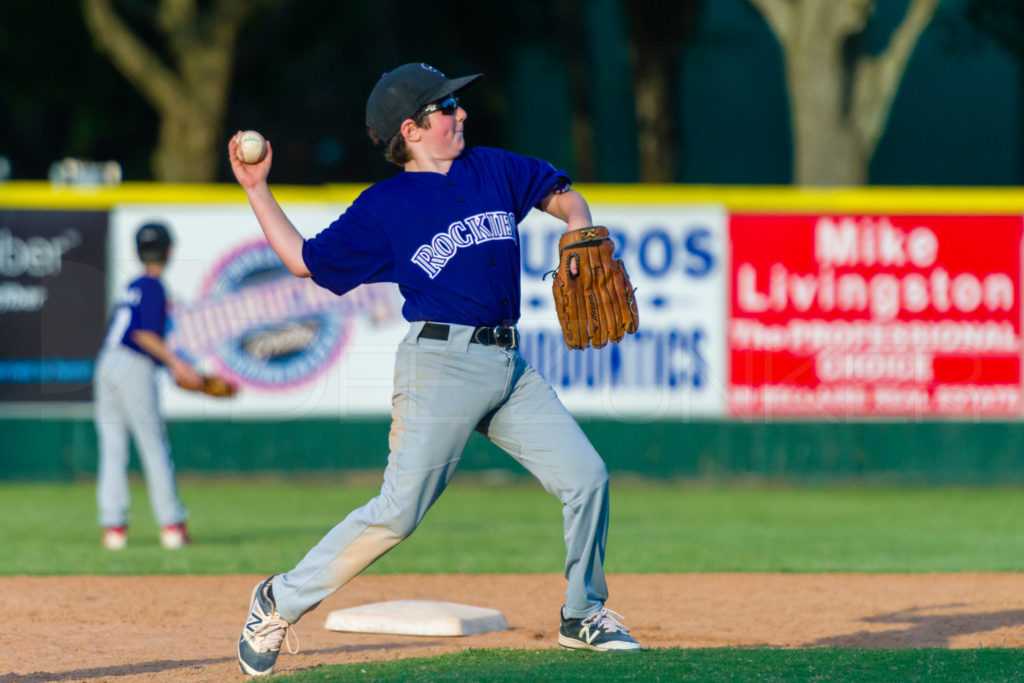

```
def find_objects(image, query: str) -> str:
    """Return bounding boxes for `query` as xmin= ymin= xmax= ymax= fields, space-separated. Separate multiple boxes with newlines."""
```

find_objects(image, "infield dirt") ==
xmin=6 ymin=573 xmax=1024 ymax=681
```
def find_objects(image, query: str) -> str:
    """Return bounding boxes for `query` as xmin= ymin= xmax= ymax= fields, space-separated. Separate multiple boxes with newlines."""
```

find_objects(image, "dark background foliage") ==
xmin=0 ymin=0 xmax=1021 ymax=185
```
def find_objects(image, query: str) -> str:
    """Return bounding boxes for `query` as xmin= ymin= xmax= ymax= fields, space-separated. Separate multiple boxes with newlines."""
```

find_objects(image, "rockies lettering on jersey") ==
xmin=410 ymin=210 xmax=518 ymax=278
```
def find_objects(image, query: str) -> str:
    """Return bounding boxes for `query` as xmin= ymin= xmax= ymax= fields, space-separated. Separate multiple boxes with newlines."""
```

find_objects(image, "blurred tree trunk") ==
xmin=83 ymin=0 xmax=274 ymax=182
xmin=748 ymin=0 xmax=940 ymax=186
xmin=625 ymin=0 xmax=703 ymax=183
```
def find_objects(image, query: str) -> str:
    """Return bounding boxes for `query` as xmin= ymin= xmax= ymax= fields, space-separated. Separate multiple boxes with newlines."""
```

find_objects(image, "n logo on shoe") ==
xmin=578 ymin=625 xmax=600 ymax=644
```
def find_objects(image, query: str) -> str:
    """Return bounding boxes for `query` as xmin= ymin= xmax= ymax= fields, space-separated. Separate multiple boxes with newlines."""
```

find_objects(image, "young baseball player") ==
xmin=229 ymin=62 xmax=641 ymax=677
xmin=94 ymin=223 xmax=203 ymax=550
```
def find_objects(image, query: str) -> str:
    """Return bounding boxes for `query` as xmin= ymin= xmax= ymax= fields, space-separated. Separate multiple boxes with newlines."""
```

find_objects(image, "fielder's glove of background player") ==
xmin=551 ymin=226 xmax=639 ymax=350
xmin=178 ymin=374 xmax=239 ymax=398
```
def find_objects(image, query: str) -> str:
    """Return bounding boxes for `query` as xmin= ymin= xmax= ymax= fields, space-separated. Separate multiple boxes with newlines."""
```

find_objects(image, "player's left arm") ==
xmin=131 ymin=330 xmax=203 ymax=390
xmin=538 ymin=187 xmax=593 ymax=232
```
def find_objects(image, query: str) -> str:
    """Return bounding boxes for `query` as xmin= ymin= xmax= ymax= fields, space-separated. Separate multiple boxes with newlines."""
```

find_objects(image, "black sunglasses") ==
xmin=420 ymin=96 xmax=460 ymax=116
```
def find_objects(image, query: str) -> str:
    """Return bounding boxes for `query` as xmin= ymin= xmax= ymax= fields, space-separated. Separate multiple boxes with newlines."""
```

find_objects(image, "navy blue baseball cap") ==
xmin=366 ymin=63 xmax=482 ymax=142
xmin=136 ymin=222 xmax=172 ymax=261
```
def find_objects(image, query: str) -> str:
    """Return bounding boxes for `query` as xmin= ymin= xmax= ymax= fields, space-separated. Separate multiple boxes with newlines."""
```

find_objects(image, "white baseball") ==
xmin=236 ymin=130 xmax=267 ymax=164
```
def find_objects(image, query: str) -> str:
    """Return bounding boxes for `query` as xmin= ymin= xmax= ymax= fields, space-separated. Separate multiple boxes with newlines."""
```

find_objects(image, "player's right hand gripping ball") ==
xmin=235 ymin=130 xmax=267 ymax=164
xmin=552 ymin=226 xmax=639 ymax=350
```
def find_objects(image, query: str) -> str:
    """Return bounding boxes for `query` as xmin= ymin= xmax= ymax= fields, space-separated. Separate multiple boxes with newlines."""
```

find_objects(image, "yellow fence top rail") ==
xmin=2 ymin=181 xmax=1024 ymax=213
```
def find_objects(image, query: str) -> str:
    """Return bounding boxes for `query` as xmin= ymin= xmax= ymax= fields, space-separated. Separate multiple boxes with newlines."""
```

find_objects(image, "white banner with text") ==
xmin=110 ymin=203 xmax=729 ymax=419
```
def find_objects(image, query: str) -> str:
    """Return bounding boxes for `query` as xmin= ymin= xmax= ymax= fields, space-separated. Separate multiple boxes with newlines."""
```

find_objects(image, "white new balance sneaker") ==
xmin=558 ymin=606 xmax=642 ymax=651
xmin=238 ymin=576 xmax=296 ymax=676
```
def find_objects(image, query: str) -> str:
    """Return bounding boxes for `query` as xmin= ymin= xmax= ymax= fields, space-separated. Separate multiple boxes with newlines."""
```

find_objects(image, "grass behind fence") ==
xmin=4 ymin=478 xmax=1024 ymax=575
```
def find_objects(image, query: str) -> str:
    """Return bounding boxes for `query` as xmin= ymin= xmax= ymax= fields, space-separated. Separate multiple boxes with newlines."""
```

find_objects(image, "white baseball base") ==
xmin=324 ymin=600 xmax=508 ymax=637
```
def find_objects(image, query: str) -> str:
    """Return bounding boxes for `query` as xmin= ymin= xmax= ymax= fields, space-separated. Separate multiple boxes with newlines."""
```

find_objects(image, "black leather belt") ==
xmin=419 ymin=322 xmax=519 ymax=349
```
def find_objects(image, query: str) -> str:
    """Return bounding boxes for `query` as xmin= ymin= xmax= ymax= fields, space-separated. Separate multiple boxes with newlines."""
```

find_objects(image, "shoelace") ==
xmin=246 ymin=612 xmax=300 ymax=655
xmin=581 ymin=607 xmax=631 ymax=634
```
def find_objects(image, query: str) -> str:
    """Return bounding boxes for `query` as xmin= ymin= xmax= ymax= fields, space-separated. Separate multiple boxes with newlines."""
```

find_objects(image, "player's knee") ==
xmin=384 ymin=505 xmax=426 ymax=540
xmin=359 ymin=493 xmax=422 ymax=541
xmin=588 ymin=461 xmax=610 ymax=492
xmin=569 ymin=456 xmax=608 ymax=498
xmin=389 ymin=519 xmax=419 ymax=540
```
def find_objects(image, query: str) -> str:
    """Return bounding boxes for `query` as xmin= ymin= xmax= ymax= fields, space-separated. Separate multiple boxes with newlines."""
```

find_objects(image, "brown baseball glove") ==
xmin=199 ymin=375 xmax=238 ymax=397
xmin=551 ymin=226 xmax=639 ymax=350
xmin=178 ymin=374 xmax=239 ymax=398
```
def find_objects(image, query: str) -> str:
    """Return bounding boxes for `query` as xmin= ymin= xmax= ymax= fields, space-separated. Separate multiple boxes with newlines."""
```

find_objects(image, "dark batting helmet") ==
xmin=136 ymin=222 xmax=173 ymax=263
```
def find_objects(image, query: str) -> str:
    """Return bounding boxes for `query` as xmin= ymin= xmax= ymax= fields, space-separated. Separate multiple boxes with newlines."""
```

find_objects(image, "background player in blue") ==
xmin=229 ymin=62 xmax=641 ymax=676
xmin=94 ymin=223 xmax=203 ymax=550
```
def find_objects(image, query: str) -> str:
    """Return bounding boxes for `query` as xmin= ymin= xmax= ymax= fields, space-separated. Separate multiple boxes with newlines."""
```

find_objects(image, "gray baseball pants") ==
xmin=272 ymin=321 xmax=610 ymax=623
xmin=94 ymin=345 xmax=188 ymax=528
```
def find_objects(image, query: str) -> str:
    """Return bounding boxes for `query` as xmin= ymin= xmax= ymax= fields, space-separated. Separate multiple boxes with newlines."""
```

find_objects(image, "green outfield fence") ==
xmin=6 ymin=417 xmax=1024 ymax=483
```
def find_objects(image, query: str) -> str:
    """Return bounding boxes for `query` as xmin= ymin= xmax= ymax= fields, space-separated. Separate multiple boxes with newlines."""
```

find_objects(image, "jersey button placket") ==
xmin=447 ymin=177 xmax=465 ymax=203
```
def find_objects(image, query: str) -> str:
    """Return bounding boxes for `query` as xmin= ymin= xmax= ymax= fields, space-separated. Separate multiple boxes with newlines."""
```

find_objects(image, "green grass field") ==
xmin=6 ymin=477 xmax=1024 ymax=680
xmin=271 ymin=648 xmax=1024 ymax=682
xmin=5 ymin=478 xmax=1024 ymax=575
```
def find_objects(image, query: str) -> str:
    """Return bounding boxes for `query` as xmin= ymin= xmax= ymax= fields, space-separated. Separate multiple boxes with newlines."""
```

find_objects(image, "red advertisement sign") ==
xmin=729 ymin=214 xmax=1023 ymax=418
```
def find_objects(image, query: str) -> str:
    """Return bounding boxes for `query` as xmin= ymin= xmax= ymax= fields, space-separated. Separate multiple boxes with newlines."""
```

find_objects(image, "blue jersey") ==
xmin=101 ymin=275 xmax=169 ymax=364
xmin=302 ymin=146 xmax=569 ymax=327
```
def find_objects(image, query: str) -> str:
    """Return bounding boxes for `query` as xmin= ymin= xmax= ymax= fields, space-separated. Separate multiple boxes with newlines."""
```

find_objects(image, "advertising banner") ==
xmin=0 ymin=210 xmax=107 ymax=402
xmin=110 ymin=203 xmax=729 ymax=419
xmin=110 ymin=205 xmax=404 ymax=419
xmin=729 ymin=214 xmax=1024 ymax=418
xmin=518 ymin=206 xmax=728 ymax=418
